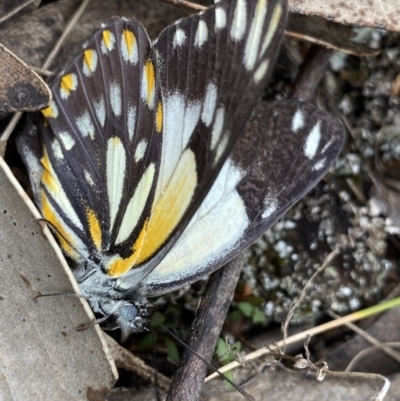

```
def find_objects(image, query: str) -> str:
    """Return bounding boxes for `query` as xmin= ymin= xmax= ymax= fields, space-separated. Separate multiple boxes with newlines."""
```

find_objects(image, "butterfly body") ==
xmin=17 ymin=0 xmax=344 ymax=337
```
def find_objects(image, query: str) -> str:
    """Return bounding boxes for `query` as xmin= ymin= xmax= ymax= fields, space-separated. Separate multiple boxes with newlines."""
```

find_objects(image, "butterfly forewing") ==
xmin=137 ymin=0 xmax=288 ymax=271
xmin=137 ymin=100 xmax=344 ymax=296
xmin=26 ymin=19 xmax=162 ymax=264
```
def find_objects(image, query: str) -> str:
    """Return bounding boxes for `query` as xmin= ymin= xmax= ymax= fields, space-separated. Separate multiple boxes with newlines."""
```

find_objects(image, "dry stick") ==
xmin=327 ymin=311 xmax=400 ymax=367
xmin=166 ymin=254 xmax=246 ymax=401
xmin=289 ymin=45 xmax=333 ymax=102
xmin=168 ymin=43 xmax=337 ymax=400
xmin=0 ymin=0 xmax=37 ymax=25
xmin=160 ymin=0 xmax=206 ymax=12
xmin=0 ymin=0 xmax=90 ymax=143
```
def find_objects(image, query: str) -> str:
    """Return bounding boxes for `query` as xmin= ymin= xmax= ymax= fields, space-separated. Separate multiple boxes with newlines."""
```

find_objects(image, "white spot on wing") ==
xmin=76 ymin=111 xmax=95 ymax=140
xmin=159 ymin=93 xmax=201 ymax=197
xmin=115 ymin=163 xmax=155 ymax=245
xmin=211 ymin=107 xmax=225 ymax=150
xmin=107 ymin=137 xmax=126 ymax=231
xmin=215 ymin=7 xmax=227 ymax=31
xmin=215 ymin=133 xmax=229 ymax=164
xmin=59 ymin=131 xmax=75 ymax=150
xmin=127 ymin=105 xmax=137 ymax=140
xmin=244 ymin=0 xmax=267 ymax=70
xmin=292 ymin=110 xmax=305 ymax=132
xmin=194 ymin=20 xmax=208 ymax=48
xmin=51 ymin=139 xmax=63 ymax=160
xmin=94 ymin=97 xmax=106 ymax=127
xmin=253 ymin=59 xmax=269 ymax=83
xmin=304 ymin=121 xmax=321 ymax=159
xmin=110 ymin=81 xmax=122 ymax=117
xmin=260 ymin=4 xmax=282 ymax=57
xmin=201 ymin=83 xmax=217 ymax=127
xmin=173 ymin=28 xmax=186 ymax=48
xmin=312 ymin=157 xmax=326 ymax=171
xmin=134 ymin=139 xmax=148 ymax=162
xmin=230 ymin=0 xmax=247 ymax=42
xmin=84 ymin=169 xmax=95 ymax=187
xmin=262 ymin=198 xmax=278 ymax=219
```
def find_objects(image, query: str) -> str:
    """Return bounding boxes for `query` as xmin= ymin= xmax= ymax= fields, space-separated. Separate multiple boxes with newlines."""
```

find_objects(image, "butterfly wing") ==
xmin=134 ymin=0 xmax=288 ymax=275
xmin=18 ymin=19 xmax=163 ymax=264
xmin=18 ymin=0 xmax=288 ymax=285
xmin=133 ymin=100 xmax=344 ymax=296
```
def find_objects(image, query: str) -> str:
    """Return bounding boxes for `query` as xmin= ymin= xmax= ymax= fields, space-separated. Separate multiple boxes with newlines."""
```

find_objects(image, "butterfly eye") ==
xmin=120 ymin=303 xmax=139 ymax=322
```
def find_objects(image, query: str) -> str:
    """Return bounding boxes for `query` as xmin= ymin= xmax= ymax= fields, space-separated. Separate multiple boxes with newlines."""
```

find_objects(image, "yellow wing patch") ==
xmin=83 ymin=49 xmax=98 ymax=76
xmin=156 ymin=101 xmax=163 ymax=133
xmin=105 ymin=149 xmax=198 ymax=277
xmin=86 ymin=207 xmax=102 ymax=251
xmin=142 ymin=59 xmax=156 ymax=109
xmin=121 ymin=29 xmax=138 ymax=64
xmin=102 ymin=29 xmax=115 ymax=53
xmin=60 ymin=73 xmax=78 ymax=99
xmin=41 ymin=101 xmax=59 ymax=119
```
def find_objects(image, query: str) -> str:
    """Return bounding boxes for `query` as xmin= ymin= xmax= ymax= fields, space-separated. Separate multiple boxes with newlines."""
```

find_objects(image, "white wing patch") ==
xmin=312 ymin=157 xmax=327 ymax=171
xmin=215 ymin=7 xmax=227 ymax=31
xmin=107 ymin=137 xmax=126 ymax=232
xmin=304 ymin=121 xmax=321 ymax=159
xmin=201 ymin=82 xmax=217 ymax=127
xmin=253 ymin=59 xmax=269 ymax=83
xmin=134 ymin=139 xmax=148 ymax=162
xmin=110 ymin=81 xmax=122 ymax=117
xmin=211 ymin=106 xmax=225 ymax=150
xmin=94 ymin=97 xmax=106 ymax=127
xmin=159 ymin=92 xmax=201 ymax=199
xmin=291 ymin=109 xmax=305 ymax=132
xmin=173 ymin=28 xmax=187 ymax=48
xmin=51 ymin=138 xmax=64 ymax=160
xmin=230 ymin=0 xmax=247 ymax=42
xmin=260 ymin=3 xmax=282 ymax=56
xmin=115 ymin=163 xmax=155 ymax=245
xmin=127 ymin=105 xmax=137 ymax=140
xmin=148 ymin=159 xmax=248 ymax=285
xmin=59 ymin=131 xmax=75 ymax=151
xmin=244 ymin=0 xmax=267 ymax=70
xmin=262 ymin=197 xmax=278 ymax=219
xmin=76 ymin=111 xmax=95 ymax=140
xmin=195 ymin=20 xmax=208 ymax=48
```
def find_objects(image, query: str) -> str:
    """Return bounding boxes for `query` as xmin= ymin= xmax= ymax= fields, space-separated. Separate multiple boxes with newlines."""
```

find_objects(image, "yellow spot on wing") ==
xmin=156 ymin=101 xmax=163 ymax=133
xmin=41 ymin=148 xmax=58 ymax=193
xmin=41 ymin=101 xmax=58 ymax=118
xmin=144 ymin=59 xmax=155 ymax=108
xmin=83 ymin=49 xmax=97 ymax=74
xmin=102 ymin=30 xmax=113 ymax=51
xmin=123 ymin=29 xmax=136 ymax=55
xmin=86 ymin=208 xmax=102 ymax=251
xmin=60 ymin=73 xmax=77 ymax=98
xmin=105 ymin=149 xmax=197 ymax=277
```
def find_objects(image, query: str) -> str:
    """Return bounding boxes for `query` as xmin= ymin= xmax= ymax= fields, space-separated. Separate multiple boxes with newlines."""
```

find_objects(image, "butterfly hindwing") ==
xmin=136 ymin=99 xmax=344 ymax=296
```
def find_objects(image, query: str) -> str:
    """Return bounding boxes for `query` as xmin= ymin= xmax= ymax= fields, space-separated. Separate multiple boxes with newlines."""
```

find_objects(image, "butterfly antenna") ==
xmin=153 ymin=319 xmax=255 ymax=401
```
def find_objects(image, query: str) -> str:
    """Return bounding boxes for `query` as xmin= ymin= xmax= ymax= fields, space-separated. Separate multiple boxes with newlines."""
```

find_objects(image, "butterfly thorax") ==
xmin=74 ymin=261 xmax=150 ymax=336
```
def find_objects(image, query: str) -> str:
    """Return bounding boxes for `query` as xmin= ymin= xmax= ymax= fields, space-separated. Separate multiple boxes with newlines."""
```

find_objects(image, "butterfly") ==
xmin=17 ymin=0 xmax=344 ymax=338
